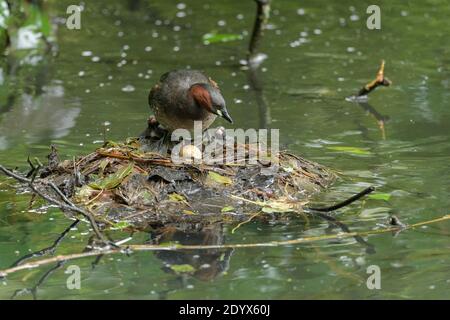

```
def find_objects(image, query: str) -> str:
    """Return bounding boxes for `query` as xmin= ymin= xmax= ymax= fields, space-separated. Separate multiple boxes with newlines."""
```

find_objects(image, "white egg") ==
xmin=180 ymin=144 xmax=202 ymax=163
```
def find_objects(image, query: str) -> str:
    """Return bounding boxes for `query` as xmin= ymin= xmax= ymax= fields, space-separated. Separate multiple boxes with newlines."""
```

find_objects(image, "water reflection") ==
xmin=355 ymin=101 xmax=389 ymax=140
xmin=6 ymin=222 xmax=233 ymax=299
xmin=0 ymin=57 xmax=80 ymax=150
xmin=247 ymin=62 xmax=271 ymax=129
xmin=149 ymin=224 xmax=233 ymax=282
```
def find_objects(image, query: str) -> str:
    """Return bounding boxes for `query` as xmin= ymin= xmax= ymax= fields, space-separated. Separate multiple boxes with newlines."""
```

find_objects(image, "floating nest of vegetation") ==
xmin=25 ymin=137 xmax=336 ymax=231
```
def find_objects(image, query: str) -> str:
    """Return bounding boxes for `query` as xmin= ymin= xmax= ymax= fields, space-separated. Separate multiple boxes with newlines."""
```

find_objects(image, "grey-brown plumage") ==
xmin=148 ymin=70 xmax=232 ymax=132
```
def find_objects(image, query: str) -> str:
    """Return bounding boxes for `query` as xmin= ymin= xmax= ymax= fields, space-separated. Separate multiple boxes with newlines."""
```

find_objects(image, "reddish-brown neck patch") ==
xmin=189 ymin=84 xmax=213 ymax=112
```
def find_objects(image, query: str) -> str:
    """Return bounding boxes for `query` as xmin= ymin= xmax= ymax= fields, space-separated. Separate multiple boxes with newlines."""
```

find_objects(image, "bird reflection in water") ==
xmin=148 ymin=223 xmax=233 ymax=282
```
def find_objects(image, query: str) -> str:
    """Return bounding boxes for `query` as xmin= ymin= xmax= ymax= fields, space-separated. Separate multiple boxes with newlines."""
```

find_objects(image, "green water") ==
xmin=0 ymin=0 xmax=449 ymax=299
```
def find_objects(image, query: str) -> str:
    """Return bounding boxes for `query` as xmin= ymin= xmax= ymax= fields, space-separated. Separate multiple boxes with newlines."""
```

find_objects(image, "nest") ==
xmin=37 ymin=137 xmax=335 ymax=231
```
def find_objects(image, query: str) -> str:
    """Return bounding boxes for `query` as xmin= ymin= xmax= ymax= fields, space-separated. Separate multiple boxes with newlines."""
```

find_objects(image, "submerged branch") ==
xmin=248 ymin=0 xmax=271 ymax=62
xmin=10 ymin=261 xmax=65 ymax=300
xmin=9 ymin=219 xmax=80 ymax=268
xmin=1 ymin=213 xmax=449 ymax=278
xmin=313 ymin=211 xmax=375 ymax=254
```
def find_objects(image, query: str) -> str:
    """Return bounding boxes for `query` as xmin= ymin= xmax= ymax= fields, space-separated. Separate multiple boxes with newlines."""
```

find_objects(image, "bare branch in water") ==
xmin=10 ymin=261 xmax=65 ymax=300
xmin=313 ymin=211 xmax=375 ymax=254
xmin=9 ymin=219 xmax=80 ymax=268
xmin=357 ymin=60 xmax=392 ymax=97
xmin=1 ymin=213 xmax=448 ymax=278
xmin=302 ymin=186 xmax=376 ymax=253
xmin=307 ymin=186 xmax=375 ymax=212
xmin=346 ymin=62 xmax=392 ymax=139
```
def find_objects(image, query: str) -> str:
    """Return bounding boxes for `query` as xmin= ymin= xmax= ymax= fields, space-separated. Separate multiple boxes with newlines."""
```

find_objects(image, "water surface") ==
xmin=0 ymin=0 xmax=449 ymax=299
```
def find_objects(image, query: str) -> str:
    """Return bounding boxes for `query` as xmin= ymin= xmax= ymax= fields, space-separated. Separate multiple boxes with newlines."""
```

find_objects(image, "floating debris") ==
xmin=346 ymin=60 xmax=392 ymax=101
xmin=202 ymin=32 xmax=243 ymax=45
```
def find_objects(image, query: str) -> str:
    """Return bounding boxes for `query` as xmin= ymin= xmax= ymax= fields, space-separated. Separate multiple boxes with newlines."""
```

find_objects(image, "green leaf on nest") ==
xmin=111 ymin=221 xmax=132 ymax=230
xmin=89 ymin=162 xmax=133 ymax=190
xmin=207 ymin=171 xmax=233 ymax=185
xmin=169 ymin=193 xmax=186 ymax=202
xmin=221 ymin=206 xmax=235 ymax=213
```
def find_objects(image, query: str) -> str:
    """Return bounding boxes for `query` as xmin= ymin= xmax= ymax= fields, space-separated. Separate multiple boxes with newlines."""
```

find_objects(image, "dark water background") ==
xmin=0 ymin=0 xmax=449 ymax=299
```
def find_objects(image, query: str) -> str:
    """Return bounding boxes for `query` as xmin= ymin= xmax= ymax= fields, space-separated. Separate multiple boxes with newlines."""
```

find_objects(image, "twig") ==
xmin=307 ymin=186 xmax=375 ymax=212
xmin=29 ymin=181 xmax=106 ymax=243
xmin=96 ymin=149 xmax=174 ymax=166
xmin=0 ymin=165 xmax=30 ymax=183
xmin=10 ymin=261 xmax=65 ymax=300
xmin=9 ymin=219 xmax=80 ymax=267
xmin=1 ymin=213 xmax=448 ymax=277
xmin=313 ymin=211 xmax=375 ymax=254
xmin=47 ymin=181 xmax=74 ymax=206
xmin=85 ymin=189 xmax=104 ymax=206
xmin=26 ymin=156 xmax=36 ymax=178
xmin=357 ymin=60 xmax=392 ymax=97
xmin=233 ymin=187 xmax=375 ymax=250
xmin=231 ymin=212 xmax=260 ymax=234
